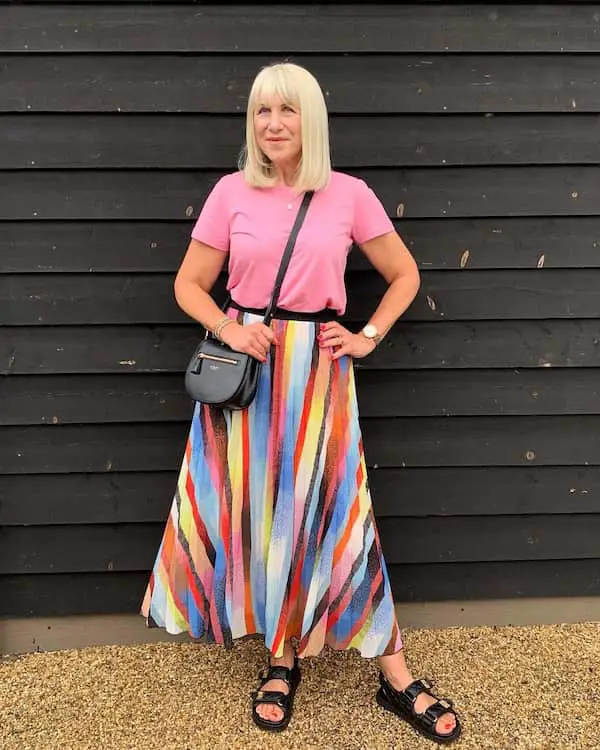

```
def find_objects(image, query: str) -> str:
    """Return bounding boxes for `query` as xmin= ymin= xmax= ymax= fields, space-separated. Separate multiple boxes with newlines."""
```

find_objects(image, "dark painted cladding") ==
xmin=2 ymin=3 xmax=599 ymax=618
xmin=4 ymin=55 xmax=600 ymax=113
xmin=4 ymin=6 xmax=600 ymax=54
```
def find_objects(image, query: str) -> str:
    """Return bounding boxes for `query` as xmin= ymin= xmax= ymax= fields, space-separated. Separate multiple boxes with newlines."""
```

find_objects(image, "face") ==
xmin=253 ymin=94 xmax=302 ymax=170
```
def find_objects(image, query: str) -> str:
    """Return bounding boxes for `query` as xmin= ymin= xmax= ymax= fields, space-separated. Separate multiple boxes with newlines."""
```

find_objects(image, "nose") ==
xmin=267 ymin=111 xmax=283 ymax=131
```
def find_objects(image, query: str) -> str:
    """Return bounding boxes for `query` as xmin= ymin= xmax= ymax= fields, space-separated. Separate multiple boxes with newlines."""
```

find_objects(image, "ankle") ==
xmin=270 ymin=643 xmax=296 ymax=666
xmin=378 ymin=660 xmax=412 ymax=691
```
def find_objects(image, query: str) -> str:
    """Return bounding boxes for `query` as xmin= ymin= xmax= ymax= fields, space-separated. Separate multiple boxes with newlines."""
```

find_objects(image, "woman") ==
xmin=141 ymin=62 xmax=461 ymax=744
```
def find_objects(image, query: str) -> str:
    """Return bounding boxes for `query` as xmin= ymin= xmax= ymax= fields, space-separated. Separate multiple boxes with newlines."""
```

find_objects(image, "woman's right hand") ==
xmin=219 ymin=321 xmax=275 ymax=363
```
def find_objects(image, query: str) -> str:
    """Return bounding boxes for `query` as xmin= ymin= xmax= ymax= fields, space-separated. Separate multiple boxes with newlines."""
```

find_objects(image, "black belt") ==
xmin=229 ymin=299 xmax=338 ymax=323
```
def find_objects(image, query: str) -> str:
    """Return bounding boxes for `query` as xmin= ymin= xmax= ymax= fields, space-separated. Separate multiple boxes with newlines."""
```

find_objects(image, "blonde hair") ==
xmin=240 ymin=62 xmax=331 ymax=192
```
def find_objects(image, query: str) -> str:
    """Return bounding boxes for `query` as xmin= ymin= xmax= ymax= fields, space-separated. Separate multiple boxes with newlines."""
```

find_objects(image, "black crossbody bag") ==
xmin=184 ymin=191 xmax=314 ymax=410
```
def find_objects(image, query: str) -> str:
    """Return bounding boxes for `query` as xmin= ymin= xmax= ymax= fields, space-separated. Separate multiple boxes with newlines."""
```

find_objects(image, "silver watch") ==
xmin=361 ymin=323 xmax=382 ymax=345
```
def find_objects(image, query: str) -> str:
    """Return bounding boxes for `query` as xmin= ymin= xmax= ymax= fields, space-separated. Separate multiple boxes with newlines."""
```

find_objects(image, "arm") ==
xmin=174 ymin=238 xmax=230 ymax=331
xmin=356 ymin=229 xmax=421 ymax=339
xmin=319 ymin=230 xmax=420 ymax=360
xmin=174 ymin=239 xmax=274 ymax=362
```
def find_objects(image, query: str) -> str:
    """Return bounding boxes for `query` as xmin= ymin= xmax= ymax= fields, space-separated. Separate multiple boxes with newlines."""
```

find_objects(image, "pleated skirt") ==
xmin=141 ymin=312 xmax=402 ymax=659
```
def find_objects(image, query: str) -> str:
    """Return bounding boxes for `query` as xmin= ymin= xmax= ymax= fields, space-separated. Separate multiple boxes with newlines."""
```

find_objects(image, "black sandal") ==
xmin=376 ymin=673 xmax=461 ymax=745
xmin=251 ymin=658 xmax=301 ymax=732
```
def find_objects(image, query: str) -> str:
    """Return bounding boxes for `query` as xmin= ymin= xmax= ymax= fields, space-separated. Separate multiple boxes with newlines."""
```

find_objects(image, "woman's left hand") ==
xmin=318 ymin=321 xmax=376 ymax=360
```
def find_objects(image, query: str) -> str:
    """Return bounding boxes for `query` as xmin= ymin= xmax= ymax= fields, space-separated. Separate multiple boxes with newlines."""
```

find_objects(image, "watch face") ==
xmin=363 ymin=324 xmax=377 ymax=338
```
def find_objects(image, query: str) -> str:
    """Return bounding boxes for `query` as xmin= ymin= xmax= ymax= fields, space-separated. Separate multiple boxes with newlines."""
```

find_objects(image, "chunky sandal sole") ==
xmin=376 ymin=687 xmax=461 ymax=745
xmin=252 ymin=714 xmax=292 ymax=732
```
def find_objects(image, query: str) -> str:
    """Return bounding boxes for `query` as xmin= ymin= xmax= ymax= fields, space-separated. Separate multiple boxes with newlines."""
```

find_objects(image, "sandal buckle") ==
xmin=439 ymin=699 xmax=451 ymax=709
xmin=421 ymin=679 xmax=433 ymax=690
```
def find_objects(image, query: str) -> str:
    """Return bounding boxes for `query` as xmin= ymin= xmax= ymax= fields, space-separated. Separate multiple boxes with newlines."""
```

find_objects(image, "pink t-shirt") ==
xmin=190 ymin=170 xmax=394 ymax=315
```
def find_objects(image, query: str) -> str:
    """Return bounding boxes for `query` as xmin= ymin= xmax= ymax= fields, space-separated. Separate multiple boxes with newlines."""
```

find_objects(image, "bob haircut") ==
xmin=240 ymin=62 xmax=331 ymax=192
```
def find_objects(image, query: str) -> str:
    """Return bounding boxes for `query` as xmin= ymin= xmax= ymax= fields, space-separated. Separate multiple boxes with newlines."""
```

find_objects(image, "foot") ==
xmin=378 ymin=654 xmax=457 ymax=737
xmin=255 ymin=642 xmax=296 ymax=723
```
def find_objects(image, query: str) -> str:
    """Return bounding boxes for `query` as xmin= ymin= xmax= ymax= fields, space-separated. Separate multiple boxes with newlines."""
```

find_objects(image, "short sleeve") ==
xmin=351 ymin=179 xmax=395 ymax=245
xmin=190 ymin=176 xmax=230 ymax=252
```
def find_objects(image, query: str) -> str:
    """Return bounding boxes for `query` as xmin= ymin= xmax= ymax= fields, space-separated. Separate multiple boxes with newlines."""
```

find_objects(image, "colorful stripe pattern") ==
xmin=142 ymin=314 xmax=402 ymax=658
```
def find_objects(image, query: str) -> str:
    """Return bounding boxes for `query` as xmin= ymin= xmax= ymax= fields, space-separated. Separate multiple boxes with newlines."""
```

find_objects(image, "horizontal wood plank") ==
xmin=0 ymin=472 xmax=175 ymax=525
xmin=3 ymin=320 xmax=599 ymax=374
xmin=3 ymin=55 xmax=600 ymax=113
xmin=388 ymin=559 xmax=600 ymax=602
xmin=352 ymin=269 xmax=600 ymax=321
xmin=1 ymin=273 xmax=188 ymax=325
xmin=4 ymin=6 xmax=600 ymax=53
xmin=362 ymin=415 xmax=600 ymax=468
xmin=379 ymin=515 xmax=600 ymax=564
xmin=4 ymin=416 xmax=600 ymax=474
xmin=0 ymin=572 xmax=149 ymax=618
xmin=1 ymin=167 xmax=598 ymax=220
xmin=5 ymin=269 xmax=600 ymax=324
xmin=0 ymin=524 xmax=164 ymax=574
xmin=1 ymin=221 xmax=192 ymax=273
xmin=6 ymin=368 xmax=600 ymax=425
xmin=373 ymin=466 xmax=600 ymax=518
xmin=7 ymin=113 xmax=600 ymax=168
xmin=1 ymin=374 xmax=194 ymax=425
xmin=3 ymin=465 xmax=600 ymax=526
xmin=356 ymin=369 xmax=600 ymax=417
xmin=0 ymin=423 xmax=188 ymax=475
xmin=361 ymin=415 xmax=600 ymax=468
xmin=3 ymin=514 xmax=600 ymax=574
xmin=0 ymin=324 xmax=203 ymax=375
xmin=5 ymin=558 xmax=600 ymax=617
xmin=4 ymin=217 xmax=600 ymax=272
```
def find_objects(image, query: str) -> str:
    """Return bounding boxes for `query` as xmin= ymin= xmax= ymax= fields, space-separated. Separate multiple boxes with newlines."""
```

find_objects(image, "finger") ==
xmin=250 ymin=322 xmax=274 ymax=341
xmin=321 ymin=333 xmax=346 ymax=348
xmin=319 ymin=327 xmax=346 ymax=344
xmin=255 ymin=331 xmax=273 ymax=350
xmin=249 ymin=345 xmax=267 ymax=362
xmin=326 ymin=325 xmax=347 ymax=340
xmin=252 ymin=339 xmax=268 ymax=356
xmin=242 ymin=337 xmax=266 ymax=357
xmin=319 ymin=321 xmax=341 ymax=334
xmin=331 ymin=344 xmax=351 ymax=361
xmin=260 ymin=324 xmax=275 ymax=342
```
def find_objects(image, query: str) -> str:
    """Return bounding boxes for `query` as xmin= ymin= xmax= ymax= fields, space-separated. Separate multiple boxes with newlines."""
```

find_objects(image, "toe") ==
xmin=412 ymin=692 xmax=457 ymax=737
xmin=257 ymin=704 xmax=283 ymax=723
xmin=435 ymin=712 xmax=457 ymax=736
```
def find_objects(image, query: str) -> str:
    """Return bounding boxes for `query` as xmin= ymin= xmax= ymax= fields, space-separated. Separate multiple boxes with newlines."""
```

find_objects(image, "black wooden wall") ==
xmin=3 ymin=3 xmax=600 ymax=619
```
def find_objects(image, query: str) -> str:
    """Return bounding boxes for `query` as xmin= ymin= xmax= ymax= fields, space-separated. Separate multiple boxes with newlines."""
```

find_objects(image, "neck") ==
xmin=273 ymin=160 xmax=299 ymax=187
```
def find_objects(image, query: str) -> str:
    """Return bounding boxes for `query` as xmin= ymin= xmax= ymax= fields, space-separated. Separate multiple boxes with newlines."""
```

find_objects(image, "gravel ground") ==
xmin=1 ymin=623 xmax=599 ymax=750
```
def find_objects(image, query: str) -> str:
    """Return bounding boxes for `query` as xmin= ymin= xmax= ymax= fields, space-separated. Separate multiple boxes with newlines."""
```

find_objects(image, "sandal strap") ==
xmin=252 ymin=690 xmax=290 ymax=710
xmin=402 ymin=678 xmax=434 ymax=703
xmin=267 ymin=666 xmax=293 ymax=682
xmin=419 ymin=699 xmax=456 ymax=731
xmin=258 ymin=658 xmax=298 ymax=686
xmin=379 ymin=674 xmax=451 ymax=718
xmin=380 ymin=674 xmax=434 ymax=704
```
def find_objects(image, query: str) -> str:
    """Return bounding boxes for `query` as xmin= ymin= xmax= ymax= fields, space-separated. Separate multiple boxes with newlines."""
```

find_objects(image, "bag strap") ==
xmin=263 ymin=190 xmax=314 ymax=326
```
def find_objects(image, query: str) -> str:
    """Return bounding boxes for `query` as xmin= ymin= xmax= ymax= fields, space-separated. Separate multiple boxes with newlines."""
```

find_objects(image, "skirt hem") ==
xmin=141 ymin=612 xmax=403 ymax=660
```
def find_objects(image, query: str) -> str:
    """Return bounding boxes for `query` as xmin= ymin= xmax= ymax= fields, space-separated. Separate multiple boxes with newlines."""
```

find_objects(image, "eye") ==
xmin=257 ymin=105 xmax=270 ymax=114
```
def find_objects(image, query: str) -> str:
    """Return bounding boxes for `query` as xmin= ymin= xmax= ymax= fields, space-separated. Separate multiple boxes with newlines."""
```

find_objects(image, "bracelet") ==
xmin=213 ymin=317 xmax=235 ymax=341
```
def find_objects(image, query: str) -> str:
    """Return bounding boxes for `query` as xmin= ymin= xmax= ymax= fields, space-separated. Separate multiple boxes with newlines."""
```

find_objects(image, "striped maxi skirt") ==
xmin=141 ymin=310 xmax=402 ymax=659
